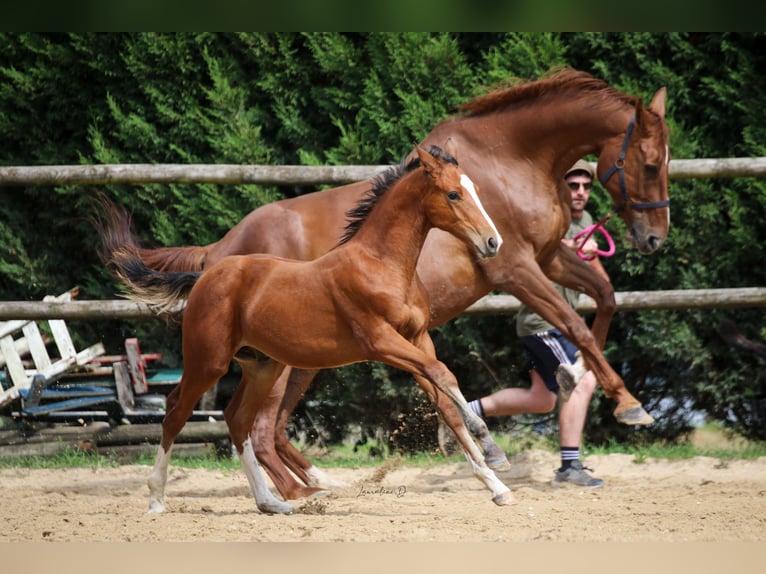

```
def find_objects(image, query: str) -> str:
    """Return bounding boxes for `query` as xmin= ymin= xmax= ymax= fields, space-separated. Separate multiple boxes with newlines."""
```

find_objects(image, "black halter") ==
xmin=600 ymin=112 xmax=670 ymax=214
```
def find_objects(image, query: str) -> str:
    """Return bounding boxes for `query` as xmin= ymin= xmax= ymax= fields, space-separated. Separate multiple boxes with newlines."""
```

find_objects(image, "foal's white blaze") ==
xmin=459 ymin=173 xmax=503 ymax=250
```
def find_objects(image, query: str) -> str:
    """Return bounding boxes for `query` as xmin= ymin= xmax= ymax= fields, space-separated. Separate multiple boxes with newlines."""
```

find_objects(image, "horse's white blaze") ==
xmin=460 ymin=173 xmax=503 ymax=250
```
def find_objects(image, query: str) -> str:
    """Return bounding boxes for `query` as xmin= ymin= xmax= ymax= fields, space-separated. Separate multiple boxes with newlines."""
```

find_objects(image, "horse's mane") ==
xmin=459 ymin=67 xmax=638 ymax=117
xmin=337 ymin=145 xmax=457 ymax=246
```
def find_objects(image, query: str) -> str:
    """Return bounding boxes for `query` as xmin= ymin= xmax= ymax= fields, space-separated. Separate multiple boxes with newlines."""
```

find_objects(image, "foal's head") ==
xmin=340 ymin=141 xmax=501 ymax=259
xmin=416 ymin=140 xmax=502 ymax=258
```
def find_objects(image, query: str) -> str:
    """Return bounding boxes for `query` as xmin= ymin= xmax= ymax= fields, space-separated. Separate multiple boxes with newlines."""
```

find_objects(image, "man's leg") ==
xmin=555 ymin=370 xmax=604 ymax=488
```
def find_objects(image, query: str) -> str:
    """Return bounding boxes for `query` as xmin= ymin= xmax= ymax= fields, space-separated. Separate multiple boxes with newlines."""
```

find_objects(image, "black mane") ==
xmin=336 ymin=145 xmax=457 ymax=246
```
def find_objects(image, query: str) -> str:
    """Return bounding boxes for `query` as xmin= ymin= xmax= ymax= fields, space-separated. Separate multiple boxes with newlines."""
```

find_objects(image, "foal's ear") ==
xmin=416 ymin=145 xmax=439 ymax=174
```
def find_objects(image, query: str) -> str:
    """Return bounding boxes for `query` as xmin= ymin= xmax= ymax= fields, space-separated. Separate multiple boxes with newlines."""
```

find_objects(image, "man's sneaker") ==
xmin=554 ymin=460 xmax=604 ymax=488
xmin=437 ymin=419 xmax=460 ymax=457
xmin=554 ymin=351 xmax=586 ymax=401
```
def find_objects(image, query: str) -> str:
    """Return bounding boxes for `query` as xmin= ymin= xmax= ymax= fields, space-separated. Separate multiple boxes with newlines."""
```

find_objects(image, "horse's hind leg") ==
xmin=230 ymin=354 xmax=294 ymax=514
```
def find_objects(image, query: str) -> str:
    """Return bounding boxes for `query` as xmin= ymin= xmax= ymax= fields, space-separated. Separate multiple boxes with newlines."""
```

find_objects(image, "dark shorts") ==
xmin=520 ymin=329 xmax=579 ymax=393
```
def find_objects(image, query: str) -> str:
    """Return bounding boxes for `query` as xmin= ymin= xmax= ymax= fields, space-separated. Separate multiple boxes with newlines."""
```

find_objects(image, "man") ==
xmin=439 ymin=159 xmax=608 ymax=487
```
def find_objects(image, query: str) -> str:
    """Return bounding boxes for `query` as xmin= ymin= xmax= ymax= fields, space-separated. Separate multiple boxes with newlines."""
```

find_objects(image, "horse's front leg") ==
xmin=501 ymin=258 xmax=653 ymax=425
xmin=542 ymin=242 xmax=615 ymax=350
xmin=366 ymin=326 xmax=513 ymax=506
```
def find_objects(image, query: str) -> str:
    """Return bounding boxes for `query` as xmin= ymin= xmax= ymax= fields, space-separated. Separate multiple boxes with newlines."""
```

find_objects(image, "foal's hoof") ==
xmin=485 ymin=454 xmax=511 ymax=472
xmin=615 ymin=405 xmax=655 ymax=426
xmin=491 ymin=491 xmax=516 ymax=506
xmin=257 ymin=500 xmax=295 ymax=515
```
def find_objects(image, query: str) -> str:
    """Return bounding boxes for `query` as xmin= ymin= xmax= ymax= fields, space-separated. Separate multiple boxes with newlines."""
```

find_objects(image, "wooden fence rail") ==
xmin=2 ymin=157 xmax=766 ymax=187
xmin=0 ymin=157 xmax=764 ymax=321
xmin=0 ymin=288 xmax=764 ymax=321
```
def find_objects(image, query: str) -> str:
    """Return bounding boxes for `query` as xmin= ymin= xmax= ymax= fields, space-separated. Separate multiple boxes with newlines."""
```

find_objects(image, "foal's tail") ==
xmin=106 ymin=247 xmax=201 ymax=317
xmin=91 ymin=194 xmax=209 ymax=274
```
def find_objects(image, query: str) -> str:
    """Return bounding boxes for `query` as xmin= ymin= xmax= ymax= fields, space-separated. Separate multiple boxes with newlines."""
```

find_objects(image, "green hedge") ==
xmin=2 ymin=33 xmax=765 ymax=445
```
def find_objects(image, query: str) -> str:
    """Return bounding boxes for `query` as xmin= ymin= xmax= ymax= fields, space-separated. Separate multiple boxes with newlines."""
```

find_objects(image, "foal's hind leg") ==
xmin=250 ymin=366 xmax=329 ymax=500
xmin=148 ymin=366 xmax=229 ymax=513
xmin=274 ymin=368 xmax=349 ymax=490
xmin=230 ymin=354 xmax=294 ymax=514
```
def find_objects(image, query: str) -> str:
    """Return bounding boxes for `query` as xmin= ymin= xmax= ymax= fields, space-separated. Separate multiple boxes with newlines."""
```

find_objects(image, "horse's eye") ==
xmin=448 ymin=191 xmax=460 ymax=201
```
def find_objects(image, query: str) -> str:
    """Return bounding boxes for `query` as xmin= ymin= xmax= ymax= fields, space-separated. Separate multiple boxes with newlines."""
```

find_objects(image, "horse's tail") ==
xmin=107 ymin=246 xmax=200 ymax=317
xmin=91 ymin=194 xmax=209 ymax=273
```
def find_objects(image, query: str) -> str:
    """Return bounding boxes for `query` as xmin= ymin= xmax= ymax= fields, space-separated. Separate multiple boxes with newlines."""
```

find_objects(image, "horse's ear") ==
xmin=648 ymin=87 xmax=667 ymax=120
xmin=443 ymin=138 xmax=458 ymax=161
xmin=416 ymin=145 xmax=438 ymax=174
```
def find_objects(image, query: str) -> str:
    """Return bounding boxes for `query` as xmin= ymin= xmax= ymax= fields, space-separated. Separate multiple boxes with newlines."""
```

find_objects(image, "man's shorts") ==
xmin=520 ymin=328 xmax=578 ymax=393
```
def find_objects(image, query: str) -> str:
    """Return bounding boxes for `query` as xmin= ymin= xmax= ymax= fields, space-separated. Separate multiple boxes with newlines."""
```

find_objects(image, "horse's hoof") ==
xmin=491 ymin=491 xmax=516 ymax=506
xmin=485 ymin=455 xmax=511 ymax=472
xmin=615 ymin=405 xmax=655 ymax=426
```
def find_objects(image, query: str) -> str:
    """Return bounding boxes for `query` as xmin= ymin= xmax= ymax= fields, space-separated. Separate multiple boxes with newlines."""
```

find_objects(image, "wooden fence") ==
xmin=1 ymin=157 xmax=766 ymax=187
xmin=0 ymin=287 xmax=765 ymax=321
xmin=0 ymin=157 xmax=764 ymax=320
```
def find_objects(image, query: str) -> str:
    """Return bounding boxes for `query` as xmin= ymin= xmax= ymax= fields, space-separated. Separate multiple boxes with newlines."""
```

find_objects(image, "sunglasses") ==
xmin=567 ymin=181 xmax=593 ymax=191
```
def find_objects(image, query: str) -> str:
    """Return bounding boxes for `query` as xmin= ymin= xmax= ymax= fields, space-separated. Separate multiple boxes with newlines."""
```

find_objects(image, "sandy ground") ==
xmin=1 ymin=448 xmax=765 ymax=543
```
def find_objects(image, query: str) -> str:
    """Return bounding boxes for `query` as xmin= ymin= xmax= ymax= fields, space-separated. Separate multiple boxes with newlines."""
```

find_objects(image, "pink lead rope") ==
xmin=573 ymin=214 xmax=615 ymax=260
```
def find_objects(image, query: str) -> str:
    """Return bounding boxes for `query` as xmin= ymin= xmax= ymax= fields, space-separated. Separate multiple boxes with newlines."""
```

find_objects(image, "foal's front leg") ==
xmin=413 ymin=373 xmax=510 ymax=472
xmin=369 ymin=327 xmax=513 ymax=506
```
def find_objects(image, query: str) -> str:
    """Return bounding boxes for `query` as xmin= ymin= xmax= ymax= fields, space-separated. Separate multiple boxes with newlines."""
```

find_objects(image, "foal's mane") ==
xmin=337 ymin=144 xmax=457 ymax=246
xmin=459 ymin=67 xmax=637 ymax=117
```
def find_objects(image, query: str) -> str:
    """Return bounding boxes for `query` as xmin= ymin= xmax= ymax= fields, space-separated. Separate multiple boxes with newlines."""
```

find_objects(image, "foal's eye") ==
xmin=448 ymin=191 xmax=460 ymax=201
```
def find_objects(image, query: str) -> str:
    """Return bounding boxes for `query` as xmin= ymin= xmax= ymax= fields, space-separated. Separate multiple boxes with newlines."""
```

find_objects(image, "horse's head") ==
xmin=597 ymin=87 xmax=670 ymax=255
xmin=417 ymin=140 xmax=502 ymax=259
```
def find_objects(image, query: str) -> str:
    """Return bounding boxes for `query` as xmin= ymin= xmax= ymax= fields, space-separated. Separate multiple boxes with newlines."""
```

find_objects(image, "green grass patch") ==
xmin=0 ymin=425 xmax=763 ymax=470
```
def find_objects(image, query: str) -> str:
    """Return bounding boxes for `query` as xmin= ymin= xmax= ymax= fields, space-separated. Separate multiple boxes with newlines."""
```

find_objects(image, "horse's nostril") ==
xmin=648 ymin=235 xmax=662 ymax=252
xmin=488 ymin=237 xmax=497 ymax=250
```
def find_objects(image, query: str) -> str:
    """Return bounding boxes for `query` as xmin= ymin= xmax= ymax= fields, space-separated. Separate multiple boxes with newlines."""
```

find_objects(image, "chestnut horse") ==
xmin=96 ymin=68 xmax=670 ymax=501
xmin=106 ymin=144 xmax=513 ymax=514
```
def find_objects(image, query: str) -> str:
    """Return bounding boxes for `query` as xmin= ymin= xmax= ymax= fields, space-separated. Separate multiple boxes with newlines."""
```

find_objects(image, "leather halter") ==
xmin=600 ymin=112 xmax=670 ymax=213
